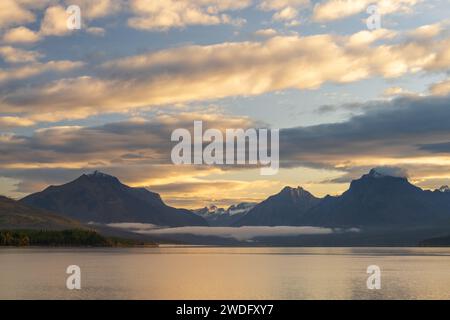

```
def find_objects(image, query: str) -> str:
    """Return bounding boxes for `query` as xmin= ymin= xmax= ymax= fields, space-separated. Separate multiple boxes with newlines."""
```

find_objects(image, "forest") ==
xmin=0 ymin=229 xmax=147 ymax=247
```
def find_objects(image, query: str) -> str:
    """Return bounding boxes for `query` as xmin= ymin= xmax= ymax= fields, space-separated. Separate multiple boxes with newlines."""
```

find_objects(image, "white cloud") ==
xmin=0 ymin=0 xmax=35 ymax=29
xmin=128 ymin=0 xmax=251 ymax=31
xmin=0 ymin=46 xmax=43 ymax=64
xmin=254 ymin=28 xmax=278 ymax=37
xmin=383 ymin=86 xmax=413 ymax=97
xmin=2 ymin=26 xmax=41 ymax=43
xmin=0 ymin=60 xmax=83 ymax=84
xmin=313 ymin=0 xmax=421 ymax=22
xmin=347 ymin=28 xmax=397 ymax=47
xmin=259 ymin=0 xmax=309 ymax=24
xmin=3 ymin=31 xmax=450 ymax=122
xmin=105 ymin=223 xmax=350 ymax=240
xmin=372 ymin=166 xmax=409 ymax=178
xmin=273 ymin=6 xmax=298 ymax=21
xmin=259 ymin=0 xmax=310 ymax=11
xmin=64 ymin=0 xmax=122 ymax=19
xmin=430 ymin=79 xmax=450 ymax=96
xmin=39 ymin=5 xmax=71 ymax=37
xmin=410 ymin=22 xmax=443 ymax=39
xmin=0 ymin=116 xmax=35 ymax=127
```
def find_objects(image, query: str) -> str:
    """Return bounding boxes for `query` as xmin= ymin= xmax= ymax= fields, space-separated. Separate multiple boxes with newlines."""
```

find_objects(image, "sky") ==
xmin=1 ymin=0 xmax=450 ymax=208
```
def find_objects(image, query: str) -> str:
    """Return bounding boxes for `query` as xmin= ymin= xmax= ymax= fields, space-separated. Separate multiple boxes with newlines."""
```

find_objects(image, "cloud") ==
xmin=65 ymin=0 xmax=122 ymax=19
xmin=3 ymin=31 xmax=450 ymax=122
xmin=430 ymin=79 xmax=450 ymax=96
xmin=417 ymin=142 xmax=450 ymax=154
xmin=1 ymin=0 xmax=121 ymax=42
xmin=127 ymin=0 xmax=250 ymax=31
xmin=105 ymin=223 xmax=348 ymax=240
xmin=2 ymin=26 xmax=41 ymax=43
xmin=410 ymin=22 xmax=444 ymax=39
xmin=3 ymin=1 xmax=117 ymax=42
xmin=347 ymin=29 xmax=397 ymax=47
xmin=0 ymin=112 xmax=257 ymax=166
xmin=3 ymin=93 xmax=450 ymax=168
xmin=273 ymin=6 xmax=298 ymax=21
xmin=4 ymin=95 xmax=450 ymax=200
xmin=259 ymin=0 xmax=309 ymax=24
xmin=86 ymin=26 xmax=106 ymax=36
xmin=313 ymin=0 xmax=421 ymax=22
xmin=383 ymin=86 xmax=415 ymax=97
xmin=254 ymin=28 xmax=278 ymax=37
xmin=39 ymin=5 xmax=71 ymax=37
xmin=0 ymin=116 xmax=35 ymax=127
xmin=0 ymin=109 xmax=281 ymax=206
xmin=259 ymin=0 xmax=310 ymax=11
xmin=371 ymin=166 xmax=409 ymax=178
xmin=279 ymin=95 xmax=450 ymax=174
xmin=0 ymin=60 xmax=83 ymax=84
xmin=0 ymin=46 xmax=43 ymax=64
xmin=0 ymin=0 xmax=35 ymax=29
xmin=0 ymin=111 xmax=262 ymax=201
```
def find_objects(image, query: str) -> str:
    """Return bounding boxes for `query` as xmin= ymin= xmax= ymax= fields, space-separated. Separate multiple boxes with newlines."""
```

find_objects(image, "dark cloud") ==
xmin=280 ymin=94 xmax=450 ymax=165
xmin=0 ymin=114 xmax=258 ymax=166
xmin=418 ymin=141 xmax=450 ymax=153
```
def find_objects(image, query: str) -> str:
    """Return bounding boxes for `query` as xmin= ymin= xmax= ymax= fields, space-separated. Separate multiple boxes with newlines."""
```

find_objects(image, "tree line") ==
xmin=0 ymin=229 xmax=147 ymax=247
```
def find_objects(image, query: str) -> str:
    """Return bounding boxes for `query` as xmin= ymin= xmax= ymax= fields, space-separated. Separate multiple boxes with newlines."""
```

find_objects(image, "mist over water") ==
xmin=1 ymin=247 xmax=450 ymax=300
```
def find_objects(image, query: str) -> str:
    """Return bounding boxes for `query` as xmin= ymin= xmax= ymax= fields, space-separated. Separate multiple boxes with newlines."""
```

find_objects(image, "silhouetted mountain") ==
xmin=300 ymin=169 xmax=450 ymax=227
xmin=193 ymin=202 xmax=256 ymax=226
xmin=233 ymin=187 xmax=321 ymax=226
xmin=436 ymin=185 xmax=450 ymax=193
xmin=0 ymin=195 xmax=81 ymax=230
xmin=21 ymin=171 xmax=207 ymax=227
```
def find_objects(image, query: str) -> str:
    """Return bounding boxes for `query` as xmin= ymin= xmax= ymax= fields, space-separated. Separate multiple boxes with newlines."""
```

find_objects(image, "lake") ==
xmin=1 ymin=247 xmax=450 ymax=300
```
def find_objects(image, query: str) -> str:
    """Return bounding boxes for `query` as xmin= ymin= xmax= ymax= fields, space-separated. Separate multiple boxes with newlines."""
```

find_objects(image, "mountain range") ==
xmin=233 ymin=169 xmax=450 ymax=228
xmin=297 ymin=169 xmax=450 ymax=227
xmin=193 ymin=203 xmax=256 ymax=226
xmin=2 ymin=168 xmax=450 ymax=243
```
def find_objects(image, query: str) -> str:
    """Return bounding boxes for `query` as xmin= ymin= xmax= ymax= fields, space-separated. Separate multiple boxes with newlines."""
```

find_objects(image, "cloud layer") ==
xmin=105 ymin=222 xmax=350 ymax=241
xmin=2 ymin=29 xmax=450 ymax=122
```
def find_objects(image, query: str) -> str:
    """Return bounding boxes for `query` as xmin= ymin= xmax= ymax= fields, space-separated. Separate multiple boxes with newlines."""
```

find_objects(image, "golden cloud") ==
xmin=313 ymin=0 xmax=421 ymax=22
xmin=0 ymin=60 xmax=83 ymax=84
xmin=2 ymin=26 xmax=41 ymax=43
xmin=128 ymin=0 xmax=250 ymax=30
xmin=2 ymin=30 xmax=450 ymax=121
xmin=0 ymin=46 xmax=43 ymax=64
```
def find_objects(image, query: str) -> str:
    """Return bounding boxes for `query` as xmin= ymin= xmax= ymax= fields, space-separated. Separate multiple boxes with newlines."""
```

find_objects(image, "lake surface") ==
xmin=1 ymin=247 xmax=450 ymax=300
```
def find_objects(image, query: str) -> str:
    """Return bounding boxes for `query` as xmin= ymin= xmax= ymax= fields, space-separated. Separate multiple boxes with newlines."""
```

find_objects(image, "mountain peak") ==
xmin=280 ymin=186 xmax=304 ymax=193
xmin=437 ymin=185 xmax=450 ymax=193
xmin=81 ymin=171 xmax=121 ymax=184
xmin=87 ymin=170 xmax=112 ymax=177
xmin=233 ymin=186 xmax=320 ymax=226
xmin=86 ymin=170 xmax=116 ymax=179
xmin=279 ymin=186 xmax=313 ymax=199
xmin=21 ymin=171 xmax=207 ymax=226
xmin=365 ymin=167 xmax=408 ymax=180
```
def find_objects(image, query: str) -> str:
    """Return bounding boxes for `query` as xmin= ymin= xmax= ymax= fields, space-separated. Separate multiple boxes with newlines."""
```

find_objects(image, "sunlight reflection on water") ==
xmin=1 ymin=247 xmax=450 ymax=300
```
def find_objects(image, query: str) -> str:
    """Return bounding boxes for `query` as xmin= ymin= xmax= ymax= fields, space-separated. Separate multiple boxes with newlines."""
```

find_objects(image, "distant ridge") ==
xmin=233 ymin=168 xmax=450 ymax=228
xmin=0 ymin=195 xmax=81 ymax=230
xmin=193 ymin=202 xmax=256 ymax=226
xmin=233 ymin=186 xmax=321 ymax=226
xmin=300 ymin=168 xmax=450 ymax=227
xmin=21 ymin=171 xmax=207 ymax=227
